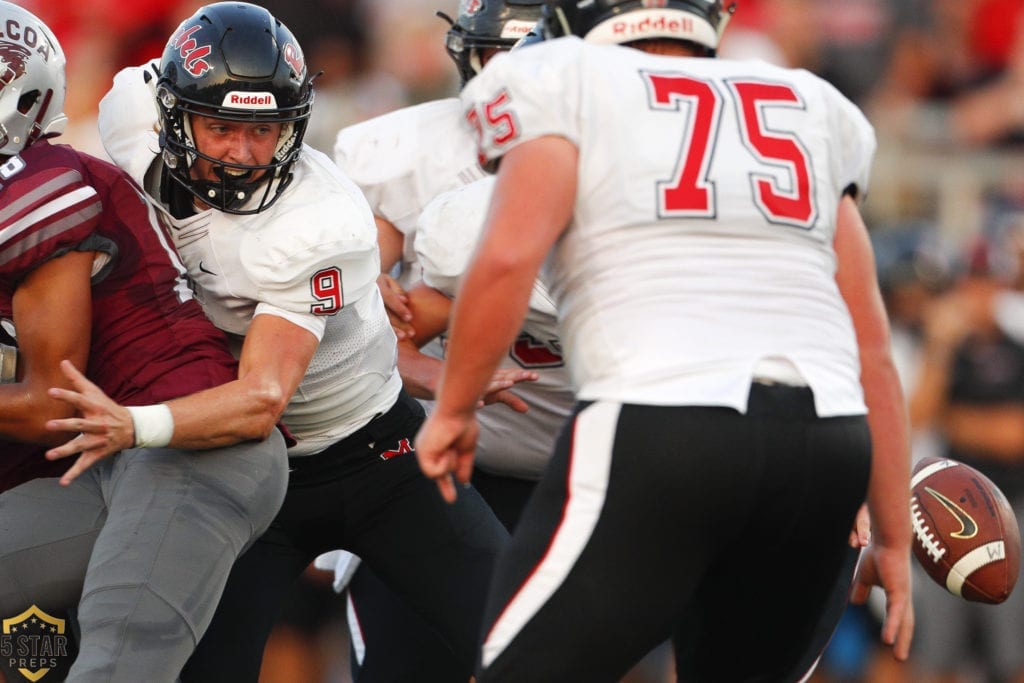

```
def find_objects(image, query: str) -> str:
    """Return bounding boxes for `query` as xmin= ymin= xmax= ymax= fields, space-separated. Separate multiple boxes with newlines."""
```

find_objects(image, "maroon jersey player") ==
xmin=0 ymin=141 xmax=240 ymax=437
xmin=0 ymin=4 xmax=288 ymax=681
xmin=0 ymin=139 xmax=242 ymax=490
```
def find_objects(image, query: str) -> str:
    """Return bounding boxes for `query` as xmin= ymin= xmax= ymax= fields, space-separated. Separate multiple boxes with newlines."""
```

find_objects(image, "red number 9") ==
xmin=310 ymin=267 xmax=343 ymax=315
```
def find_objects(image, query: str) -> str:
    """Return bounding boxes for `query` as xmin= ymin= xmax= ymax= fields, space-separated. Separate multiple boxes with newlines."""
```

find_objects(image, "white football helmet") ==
xmin=544 ymin=0 xmax=736 ymax=55
xmin=0 ymin=1 xmax=67 ymax=156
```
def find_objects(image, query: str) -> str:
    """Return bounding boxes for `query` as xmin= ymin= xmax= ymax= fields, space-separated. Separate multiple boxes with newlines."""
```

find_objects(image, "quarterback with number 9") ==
xmin=415 ymin=0 xmax=915 ymax=681
xmin=38 ymin=2 xmax=510 ymax=680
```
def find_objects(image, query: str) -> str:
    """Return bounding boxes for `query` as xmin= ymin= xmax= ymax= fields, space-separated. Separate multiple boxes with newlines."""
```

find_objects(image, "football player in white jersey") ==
xmin=415 ymin=1 xmax=915 ymax=680
xmin=45 ymin=3 xmax=508 ymax=681
xmin=414 ymin=177 xmax=571 ymax=489
xmin=334 ymin=0 xmax=541 ymax=294
xmin=326 ymin=3 xmax=549 ymax=680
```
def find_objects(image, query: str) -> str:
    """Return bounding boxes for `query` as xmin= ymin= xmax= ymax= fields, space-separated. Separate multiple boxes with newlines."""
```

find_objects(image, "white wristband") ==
xmin=126 ymin=404 xmax=175 ymax=448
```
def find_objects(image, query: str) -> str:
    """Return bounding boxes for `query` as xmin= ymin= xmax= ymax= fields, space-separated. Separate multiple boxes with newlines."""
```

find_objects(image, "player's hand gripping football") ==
xmin=43 ymin=359 xmax=138 ymax=485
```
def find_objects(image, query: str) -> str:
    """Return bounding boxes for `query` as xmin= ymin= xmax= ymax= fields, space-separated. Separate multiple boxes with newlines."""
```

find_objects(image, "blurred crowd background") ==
xmin=21 ymin=0 xmax=1024 ymax=681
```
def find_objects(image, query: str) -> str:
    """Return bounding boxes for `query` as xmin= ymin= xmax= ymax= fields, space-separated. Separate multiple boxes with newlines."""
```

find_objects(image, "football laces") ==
xmin=912 ymin=497 xmax=947 ymax=563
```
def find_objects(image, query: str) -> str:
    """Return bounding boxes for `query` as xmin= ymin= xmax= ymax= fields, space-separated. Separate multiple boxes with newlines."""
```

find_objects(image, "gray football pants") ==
xmin=0 ymin=431 xmax=288 ymax=682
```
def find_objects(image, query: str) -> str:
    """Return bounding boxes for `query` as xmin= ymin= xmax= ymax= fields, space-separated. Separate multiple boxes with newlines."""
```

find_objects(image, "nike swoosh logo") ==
xmin=925 ymin=486 xmax=979 ymax=539
xmin=198 ymin=261 xmax=217 ymax=276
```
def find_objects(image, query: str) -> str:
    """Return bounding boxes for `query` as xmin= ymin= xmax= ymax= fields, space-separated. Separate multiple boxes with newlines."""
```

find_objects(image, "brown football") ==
xmin=911 ymin=457 xmax=1021 ymax=604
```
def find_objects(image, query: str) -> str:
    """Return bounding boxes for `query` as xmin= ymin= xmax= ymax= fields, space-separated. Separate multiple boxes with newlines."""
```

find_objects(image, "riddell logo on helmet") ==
xmin=613 ymin=14 xmax=695 ymax=38
xmin=221 ymin=91 xmax=278 ymax=109
xmin=500 ymin=19 xmax=536 ymax=40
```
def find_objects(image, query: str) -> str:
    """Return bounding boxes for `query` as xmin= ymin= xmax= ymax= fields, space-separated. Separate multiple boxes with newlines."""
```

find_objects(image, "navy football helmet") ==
xmin=439 ymin=0 xmax=546 ymax=87
xmin=543 ymin=0 xmax=735 ymax=55
xmin=156 ymin=2 xmax=313 ymax=214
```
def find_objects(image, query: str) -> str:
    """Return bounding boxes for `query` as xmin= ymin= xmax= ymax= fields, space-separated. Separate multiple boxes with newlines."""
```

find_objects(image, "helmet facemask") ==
xmin=157 ymin=82 xmax=310 ymax=214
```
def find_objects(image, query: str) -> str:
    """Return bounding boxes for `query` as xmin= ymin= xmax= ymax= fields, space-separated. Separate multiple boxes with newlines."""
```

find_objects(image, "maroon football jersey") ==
xmin=0 ymin=140 xmax=239 ymax=489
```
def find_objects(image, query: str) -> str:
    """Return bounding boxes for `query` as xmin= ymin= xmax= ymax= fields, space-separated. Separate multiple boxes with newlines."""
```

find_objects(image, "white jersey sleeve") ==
xmin=97 ymin=61 xmax=162 ymax=186
xmin=241 ymin=172 xmax=380 ymax=342
xmin=416 ymin=176 xmax=558 ymax=320
xmin=244 ymin=221 xmax=378 ymax=341
xmin=334 ymin=99 xmax=488 ymax=290
xmin=460 ymin=41 xmax=585 ymax=160
xmin=415 ymin=176 xmax=497 ymax=297
xmin=333 ymin=98 xmax=485 ymax=235
xmin=821 ymin=76 xmax=876 ymax=202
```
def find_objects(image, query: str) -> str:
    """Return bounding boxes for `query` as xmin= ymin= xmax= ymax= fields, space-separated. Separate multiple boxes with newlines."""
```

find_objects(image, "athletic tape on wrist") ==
xmin=126 ymin=404 xmax=175 ymax=448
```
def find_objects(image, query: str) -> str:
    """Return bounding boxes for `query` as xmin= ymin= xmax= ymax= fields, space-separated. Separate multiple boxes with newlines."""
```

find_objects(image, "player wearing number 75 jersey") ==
xmin=415 ymin=0 xmax=915 ymax=681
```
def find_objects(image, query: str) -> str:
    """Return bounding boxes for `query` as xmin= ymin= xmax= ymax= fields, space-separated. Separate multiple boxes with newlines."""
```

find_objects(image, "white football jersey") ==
xmin=417 ymin=177 xmax=573 ymax=479
xmin=333 ymin=98 xmax=487 ymax=287
xmin=463 ymin=38 xmax=875 ymax=417
xmin=99 ymin=64 xmax=401 ymax=455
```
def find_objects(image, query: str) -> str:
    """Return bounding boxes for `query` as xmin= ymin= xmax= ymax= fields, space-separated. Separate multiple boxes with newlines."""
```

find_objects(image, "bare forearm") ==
xmin=862 ymin=349 xmax=913 ymax=548
xmin=163 ymin=377 xmax=284 ymax=449
xmin=833 ymin=196 xmax=912 ymax=548
xmin=0 ymin=383 xmax=76 ymax=445
xmin=159 ymin=313 xmax=316 ymax=449
xmin=397 ymin=341 xmax=442 ymax=400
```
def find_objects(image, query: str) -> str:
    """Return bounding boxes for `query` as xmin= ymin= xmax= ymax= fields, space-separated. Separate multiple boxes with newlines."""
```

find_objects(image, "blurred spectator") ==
xmin=30 ymin=0 xmax=207 ymax=156
xmin=815 ymin=0 xmax=930 ymax=107
xmin=28 ymin=0 xmax=459 ymax=156
xmin=364 ymin=0 xmax=460 ymax=103
xmin=907 ymin=227 xmax=1024 ymax=683
xmin=255 ymin=0 xmax=417 ymax=153
xmin=719 ymin=0 xmax=932 ymax=110
xmin=992 ymin=213 xmax=1024 ymax=346
xmin=874 ymin=222 xmax=961 ymax=389
xmin=869 ymin=0 xmax=1024 ymax=148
